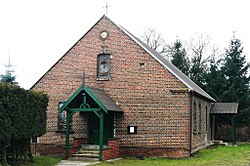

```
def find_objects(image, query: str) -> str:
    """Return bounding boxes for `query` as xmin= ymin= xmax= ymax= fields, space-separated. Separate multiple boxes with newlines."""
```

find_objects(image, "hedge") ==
xmin=0 ymin=83 xmax=49 ymax=165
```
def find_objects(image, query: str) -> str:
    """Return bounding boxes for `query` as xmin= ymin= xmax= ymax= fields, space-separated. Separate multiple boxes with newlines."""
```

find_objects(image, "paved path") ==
xmin=56 ymin=160 xmax=100 ymax=166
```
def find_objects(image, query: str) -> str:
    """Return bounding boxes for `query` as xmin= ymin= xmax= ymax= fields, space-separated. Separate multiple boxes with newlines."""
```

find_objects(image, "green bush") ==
xmin=0 ymin=83 xmax=49 ymax=166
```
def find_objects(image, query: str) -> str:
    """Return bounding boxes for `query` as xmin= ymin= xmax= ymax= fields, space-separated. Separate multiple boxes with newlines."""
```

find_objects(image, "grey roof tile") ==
xmin=89 ymin=87 xmax=123 ymax=112
xmin=212 ymin=103 xmax=238 ymax=114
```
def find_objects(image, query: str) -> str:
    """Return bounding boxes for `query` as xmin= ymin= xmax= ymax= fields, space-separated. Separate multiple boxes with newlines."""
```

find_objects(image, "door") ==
xmin=88 ymin=112 xmax=114 ymax=145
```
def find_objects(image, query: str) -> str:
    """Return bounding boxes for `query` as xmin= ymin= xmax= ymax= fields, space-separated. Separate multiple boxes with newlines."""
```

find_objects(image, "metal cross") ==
xmin=103 ymin=2 xmax=111 ymax=15
xmin=78 ymin=71 xmax=90 ymax=90
xmin=233 ymin=30 xmax=237 ymax=39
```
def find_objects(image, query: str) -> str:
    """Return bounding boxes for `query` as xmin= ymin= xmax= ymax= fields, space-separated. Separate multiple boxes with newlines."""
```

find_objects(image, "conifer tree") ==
xmin=204 ymin=57 xmax=225 ymax=101
xmin=170 ymin=39 xmax=190 ymax=75
xmin=221 ymin=37 xmax=250 ymax=126
xmin=0 ymin=56 xmax=17 ymax=84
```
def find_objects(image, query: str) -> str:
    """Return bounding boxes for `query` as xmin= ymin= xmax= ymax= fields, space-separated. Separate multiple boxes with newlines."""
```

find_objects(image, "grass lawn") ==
xmin=19 ymin=156 xmax=61 ymax=166
xmin=97 ymin=144 xmax=250 ymax=166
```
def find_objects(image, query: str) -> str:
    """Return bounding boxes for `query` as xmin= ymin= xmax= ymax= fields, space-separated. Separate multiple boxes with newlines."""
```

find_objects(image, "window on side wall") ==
xmin=205 ymin=106 xmax=208 ymax=131
xmin=97 ymin=54 xmax=110 ymax=80
xmin=198 ymin=103 xmax=202 ymax=133
xmin=193 ymin=102 xmax=197 ymax=133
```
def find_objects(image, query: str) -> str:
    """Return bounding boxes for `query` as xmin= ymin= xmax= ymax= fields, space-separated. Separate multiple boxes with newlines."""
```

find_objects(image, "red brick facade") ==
xmin=102 ymin=139 xmax=120 ymax=160
xmin=119 ymin=147 xmax=190 ymax=159
xmin=31 ymin=15 xmax=212 ymax=159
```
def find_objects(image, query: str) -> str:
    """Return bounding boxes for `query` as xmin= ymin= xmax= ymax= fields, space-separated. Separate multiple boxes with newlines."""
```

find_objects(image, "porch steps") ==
xmin=212 ymin=140 xmax=228 ymax=146
xmin=71 ymin=144 xmax=107 ymax=161
xmin=81 ymin=144 xmax=108 ymax=149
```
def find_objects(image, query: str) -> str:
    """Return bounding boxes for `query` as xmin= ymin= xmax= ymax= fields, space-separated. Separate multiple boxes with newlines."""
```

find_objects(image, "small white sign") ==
xmin=129 ymin=126 xmax=135 ymax=133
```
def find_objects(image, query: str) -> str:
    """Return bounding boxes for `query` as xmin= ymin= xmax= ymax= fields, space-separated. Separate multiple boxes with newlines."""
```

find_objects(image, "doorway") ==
xmin=88 ymin=112 xmax=114 ymax=145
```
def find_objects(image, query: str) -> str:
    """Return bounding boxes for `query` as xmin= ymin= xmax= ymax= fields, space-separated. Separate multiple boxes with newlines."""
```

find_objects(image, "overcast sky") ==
xmin=0 ymin=0 xmax=249 ymax=89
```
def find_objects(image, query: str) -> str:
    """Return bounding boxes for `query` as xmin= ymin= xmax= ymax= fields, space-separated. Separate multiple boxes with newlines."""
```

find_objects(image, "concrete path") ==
xmin=56 ymin=160 xmax=100 ymax=166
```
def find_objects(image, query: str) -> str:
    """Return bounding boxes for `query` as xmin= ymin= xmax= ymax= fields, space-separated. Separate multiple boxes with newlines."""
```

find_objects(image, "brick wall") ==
xmin=31 ymin=16 xmax=204 ymax=158
xmin=191 ymin=95 xmax=212 ymax=153
xmin=102 ymin=139 xmax=120 ymax=160
xmin=119 ymin=147 xmax=190 ymax=159
xmin=31 ymin=143 xmax=65 ymax=157
xmin=31 ymin=138 xmax=86 ymax=158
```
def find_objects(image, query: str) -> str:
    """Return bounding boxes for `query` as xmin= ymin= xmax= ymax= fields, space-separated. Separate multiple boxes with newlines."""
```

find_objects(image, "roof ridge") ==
xmin=116 ymin=24 xmax=215 ymax=102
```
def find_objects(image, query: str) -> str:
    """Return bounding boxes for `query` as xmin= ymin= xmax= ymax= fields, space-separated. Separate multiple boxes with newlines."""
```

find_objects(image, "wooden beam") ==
xmin=68 ymin=108 xmax=100 ymax=112
xmin=65 ymin=110 xmax=70 ymax=159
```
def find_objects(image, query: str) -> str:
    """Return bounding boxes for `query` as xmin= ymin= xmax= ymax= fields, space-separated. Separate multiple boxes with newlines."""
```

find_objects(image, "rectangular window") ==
xmin=58 ymin=102 xmax=71 ymax=130
xmin=199 ymin=104 xmax=202 ymax=132
xmin=193 ymin=102 xmax=197 ymax=133
xmin=97 ymin=54 xmax=110 ymax=79
xmin=205 ymin=106 xmax=208 ymax=131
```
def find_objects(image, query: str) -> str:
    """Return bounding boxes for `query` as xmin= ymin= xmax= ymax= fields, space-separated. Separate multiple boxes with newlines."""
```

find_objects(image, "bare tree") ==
xmin=141 ymin=28 xmax=169 ymax=58
xmin=187 ymin=34 xmax=211 ymax=62
xmin=186 ymin=34 xmax=212 ymax=86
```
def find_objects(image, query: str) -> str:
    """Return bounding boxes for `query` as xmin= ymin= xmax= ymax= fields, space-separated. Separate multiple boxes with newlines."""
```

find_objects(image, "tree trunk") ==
xmin=22 ymin=139 xmax=28 ymax=164
xmin=26 ymin=138 xmax=34 ymax=163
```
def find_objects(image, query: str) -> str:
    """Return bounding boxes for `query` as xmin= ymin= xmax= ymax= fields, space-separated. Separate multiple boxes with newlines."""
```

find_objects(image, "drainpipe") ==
xmin=189 ymin=91 xmax=193 ymax=156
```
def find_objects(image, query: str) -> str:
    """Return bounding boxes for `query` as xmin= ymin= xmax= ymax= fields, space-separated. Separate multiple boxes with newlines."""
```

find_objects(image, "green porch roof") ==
xmin=59 ymin=85 xmax=123 ymax=113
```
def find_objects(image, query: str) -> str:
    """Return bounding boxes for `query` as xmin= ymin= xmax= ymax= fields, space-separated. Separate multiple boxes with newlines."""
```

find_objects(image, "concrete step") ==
xmin=81 ymin=144 xmax=108 ymax=149
xmin=72 ymin=153 xmax=99 ymax=158
xmin=70 ymin=145 xmax=101 ymax=161
xmin=220 ymin=142 xmax=228 ymax=146
xmin=212 ymin=140 xmax=228 ymax=146
xmin=213 ymin=140 xmax=223 ymax=144
xmin=77 ymin=150 xmax=99 ymax=155
xmin=70 ymin=144 xmax=109 ymax=161
xmin=70 ymin=156 xmax=100 ymax=161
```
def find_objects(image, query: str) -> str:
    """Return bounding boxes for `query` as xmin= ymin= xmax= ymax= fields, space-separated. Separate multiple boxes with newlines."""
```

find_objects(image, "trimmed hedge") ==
xmin=0 ymin=83 xmax=49 ymax=165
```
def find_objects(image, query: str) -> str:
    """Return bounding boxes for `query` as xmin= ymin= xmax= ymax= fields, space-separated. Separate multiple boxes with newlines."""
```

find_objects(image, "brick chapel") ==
xmin=31 ymin=15 xmax=237 ymax=160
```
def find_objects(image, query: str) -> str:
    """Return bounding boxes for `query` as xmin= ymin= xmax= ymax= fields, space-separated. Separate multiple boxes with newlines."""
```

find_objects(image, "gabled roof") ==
xmin=31 ymin=15 xmax=215 ymax=102
xmin=117 ymin=23 xmax=215 ymax=102
xmin=59 ymin=85 xmax=122 ymax=113
xmin=211 ymin=103 xmax=238 ymax=114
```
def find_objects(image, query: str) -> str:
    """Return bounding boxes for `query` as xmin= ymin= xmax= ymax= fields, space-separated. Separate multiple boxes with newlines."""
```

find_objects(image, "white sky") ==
xmin=0 ymin=0 xmax=249 ymax=89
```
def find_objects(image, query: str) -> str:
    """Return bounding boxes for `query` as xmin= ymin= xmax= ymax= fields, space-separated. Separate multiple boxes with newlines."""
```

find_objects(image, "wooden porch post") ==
xmin=99 ymin=111 xmax=104 ymax=161
xmin=231 ymin=115 xmax=236 ymax=146
xmin=211 ymin=115 xmax=216 ymax=140
xmin=65 ymin=110 xmax=70 ymax=159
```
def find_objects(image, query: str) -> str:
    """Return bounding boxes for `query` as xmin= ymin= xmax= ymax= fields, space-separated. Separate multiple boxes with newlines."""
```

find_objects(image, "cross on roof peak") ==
xmin=78 ymin=71 xmax=90 ymax=90
xmin=233 ymin=30 xmax=237 ymax=39
xmin=103 ymin=2 xmax=111 ymax=16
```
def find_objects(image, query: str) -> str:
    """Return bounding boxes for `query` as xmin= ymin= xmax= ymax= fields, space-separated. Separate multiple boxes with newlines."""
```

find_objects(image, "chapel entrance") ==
xmin=88 ymin=112 xmax=114 ymax=145
xmin=59 ymin=85 xmax=122 ymax=160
